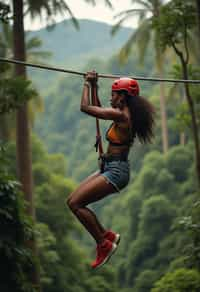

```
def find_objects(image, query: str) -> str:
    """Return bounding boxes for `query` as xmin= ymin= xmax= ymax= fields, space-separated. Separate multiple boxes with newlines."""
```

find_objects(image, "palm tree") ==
xmin=112 ymin=0 xmax=169 ymax=153
xmin=12 ymin=1 xmax=42 ymax=289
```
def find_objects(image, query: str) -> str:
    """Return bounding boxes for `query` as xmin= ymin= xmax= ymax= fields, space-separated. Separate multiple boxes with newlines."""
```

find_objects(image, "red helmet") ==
xmin=112 ymin=77 xmax=139 ymax=97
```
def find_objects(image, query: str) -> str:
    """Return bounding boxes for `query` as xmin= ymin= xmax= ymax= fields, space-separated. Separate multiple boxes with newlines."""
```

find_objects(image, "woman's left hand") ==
xmin=84 ymin=70 xmax=98 ymax=84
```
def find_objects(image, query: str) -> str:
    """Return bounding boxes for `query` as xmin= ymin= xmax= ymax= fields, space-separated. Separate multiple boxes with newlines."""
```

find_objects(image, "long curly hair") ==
xmin=121 ymin=90 xmax=156 ymax=145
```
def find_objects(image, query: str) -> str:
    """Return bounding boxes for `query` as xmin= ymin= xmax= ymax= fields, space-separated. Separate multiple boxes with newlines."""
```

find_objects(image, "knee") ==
xmin=66 ymin=195 xmax=73 ymax=209
xmin=65 ymin=191 xmax=73 ymax=208
xmin=66 ymin=196 xmax=79 ymax=213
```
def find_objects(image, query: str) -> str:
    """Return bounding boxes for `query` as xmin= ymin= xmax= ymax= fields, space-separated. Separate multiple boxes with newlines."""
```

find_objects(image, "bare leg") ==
xmin=72 ymin=206 xmax=105 ymax=242
xmin=67 ymin=175 xmax=117 ymax=243
xmin=66 ymin=170 xmax=105 ymax=236
xmin=82 ymin=206 xmax=106 ymax=234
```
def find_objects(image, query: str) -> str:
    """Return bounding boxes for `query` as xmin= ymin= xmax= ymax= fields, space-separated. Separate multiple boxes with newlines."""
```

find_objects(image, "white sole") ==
xmin=94 ymin=243 xmax=118 ymax=269
xmin=114 ymin=233 xmax=121 ymax=245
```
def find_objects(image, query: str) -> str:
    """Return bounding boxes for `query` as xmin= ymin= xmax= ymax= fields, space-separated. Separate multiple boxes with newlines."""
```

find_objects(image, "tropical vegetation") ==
xmin=0 ymin=0 xmax=200 ymax=291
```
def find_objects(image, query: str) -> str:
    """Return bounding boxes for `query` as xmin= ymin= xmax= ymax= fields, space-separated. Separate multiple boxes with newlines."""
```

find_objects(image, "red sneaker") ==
xmin=103 ymin=230 xmax=121 ymax=245
xmin=91 ymin=239 xmax=117 ymax=269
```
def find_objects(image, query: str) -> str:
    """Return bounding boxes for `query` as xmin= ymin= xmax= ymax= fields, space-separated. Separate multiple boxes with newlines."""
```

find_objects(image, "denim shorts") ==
xmin=101 ymin=160 xmax=130 ymax=192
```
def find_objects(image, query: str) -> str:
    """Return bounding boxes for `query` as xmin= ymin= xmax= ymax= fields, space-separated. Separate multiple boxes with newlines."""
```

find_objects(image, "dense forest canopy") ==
xmin=0 ymin=0 xmax=200 ymax=291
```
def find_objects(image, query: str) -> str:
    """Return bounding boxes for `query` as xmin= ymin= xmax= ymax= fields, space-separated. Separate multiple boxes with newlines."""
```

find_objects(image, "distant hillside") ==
xmin=29 ymin=19 xmax=133 ymax=67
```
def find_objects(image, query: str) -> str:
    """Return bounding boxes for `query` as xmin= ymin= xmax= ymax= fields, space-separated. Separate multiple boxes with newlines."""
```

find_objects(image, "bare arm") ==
xmin=92 ymin=84 xmax=102 ymax=107
xmin=80 ymin=74 xmax=127 ymax=122
xmin=80 ymin=72 xmax=101 ymax=107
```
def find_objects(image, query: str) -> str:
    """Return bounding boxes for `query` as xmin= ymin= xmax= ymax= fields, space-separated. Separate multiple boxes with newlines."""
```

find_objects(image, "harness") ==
xmin=90 ymin=83 xmax=104 ymax=171
xmin=91 ymin=83 xmax=103 ymax=155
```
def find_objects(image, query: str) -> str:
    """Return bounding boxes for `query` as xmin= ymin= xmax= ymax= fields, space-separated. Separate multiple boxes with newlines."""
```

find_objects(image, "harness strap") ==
xmin=91 ymin=82 xmax=104 ymax=157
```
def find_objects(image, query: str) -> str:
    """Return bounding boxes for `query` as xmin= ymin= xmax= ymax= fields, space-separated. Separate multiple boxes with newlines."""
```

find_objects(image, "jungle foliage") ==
xmin=1 ymin=0 xmax=200 ymax=291
xmin=0 ymin=144 xmax=36 ymax=292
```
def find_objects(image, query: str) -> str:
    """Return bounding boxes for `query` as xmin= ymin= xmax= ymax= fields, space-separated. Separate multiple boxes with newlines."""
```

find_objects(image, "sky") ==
xmin=25 ymin=0 xmax=139 ymax=31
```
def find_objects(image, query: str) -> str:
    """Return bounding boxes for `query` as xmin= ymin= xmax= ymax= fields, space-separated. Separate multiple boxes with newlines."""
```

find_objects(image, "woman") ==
xmin=66 ymin=71 xmax=155 ymax=269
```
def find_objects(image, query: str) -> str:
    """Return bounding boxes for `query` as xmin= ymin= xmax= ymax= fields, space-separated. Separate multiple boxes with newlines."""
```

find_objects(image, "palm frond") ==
xmin=26 ymin=0 xmax=79 ymax=29
xmin=112 ymin=8 xmax=148 ymax=36
xmin=52 ymin=1 xmax=79 ymax=29
xmin=0 ymin=2 xmax=10 ymax=22
xmin=26 ymin=1 xmax=51 ymax=19
xmin=118 ymin=18 xmax=151 ymax=64
xmin=131 ymin=0 xmax=153 ymax=10
xmin=103 ymin=0 xmax=113 ymax=9
xmin=114 ymin=8 xmax=149 ymax=19
xmin=111 ymin=16 xmax=129 ymax=36
xmin=84 ymin=0 xmax=113 ymax=8
xmin=84 ymin=0 xmax=96 ymax=6
xmin=138 ymin=9 xmax=149 ymax=23
xmin=118 ymin=30 xmax=138 ymax=63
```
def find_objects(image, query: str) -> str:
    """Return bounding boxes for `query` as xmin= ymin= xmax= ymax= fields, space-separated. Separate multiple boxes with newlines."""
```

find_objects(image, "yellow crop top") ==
xmin=106 ymin=122 xmax=131 ymax=146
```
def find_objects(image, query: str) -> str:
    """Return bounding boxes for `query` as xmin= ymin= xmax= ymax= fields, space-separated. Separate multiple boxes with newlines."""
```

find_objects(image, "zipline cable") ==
xmin=0 ymin=57 xmax=200 ymax=84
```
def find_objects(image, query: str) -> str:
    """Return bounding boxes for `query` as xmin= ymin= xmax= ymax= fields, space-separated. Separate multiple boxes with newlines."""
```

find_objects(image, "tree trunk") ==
xmin=155 ymin=6 xmax=169 ymax=153
xmin=159 ymin=78 xmax=168 ymax=153
xmin=180 ymin=90 xmax=186 ymax=146
xmin=13 ymin=0 xmax=41 ymax=290
xmin=181 ymin=59 xmax=200 ymax=187
xmin=157 ymin=48 xmax=169 ymax=153
xmin=180 ymin=132 xmax=185 ymax=145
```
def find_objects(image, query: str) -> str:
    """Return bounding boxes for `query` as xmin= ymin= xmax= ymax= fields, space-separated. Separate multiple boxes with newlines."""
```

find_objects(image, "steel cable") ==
xmin=0 ymin=57 xmax=200 ymax=84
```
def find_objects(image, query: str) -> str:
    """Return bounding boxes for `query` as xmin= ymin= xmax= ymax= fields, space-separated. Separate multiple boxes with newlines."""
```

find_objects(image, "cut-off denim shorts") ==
xmin=101 ymin=160 xmax=130 ymax=192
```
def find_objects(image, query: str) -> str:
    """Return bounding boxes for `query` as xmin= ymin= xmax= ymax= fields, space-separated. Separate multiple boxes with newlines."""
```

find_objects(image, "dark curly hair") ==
xmin=120 ymin=90 xmax=156 ymax=145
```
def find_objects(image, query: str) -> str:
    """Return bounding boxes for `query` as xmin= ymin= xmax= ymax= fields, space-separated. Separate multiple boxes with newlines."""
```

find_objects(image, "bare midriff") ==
xmin=106 ymin=144 xmax=130 ymax=156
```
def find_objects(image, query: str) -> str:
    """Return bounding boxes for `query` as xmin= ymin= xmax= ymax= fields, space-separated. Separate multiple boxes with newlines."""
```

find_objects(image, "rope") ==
xmin=0 ymin=57 xmax=200 ymax=84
